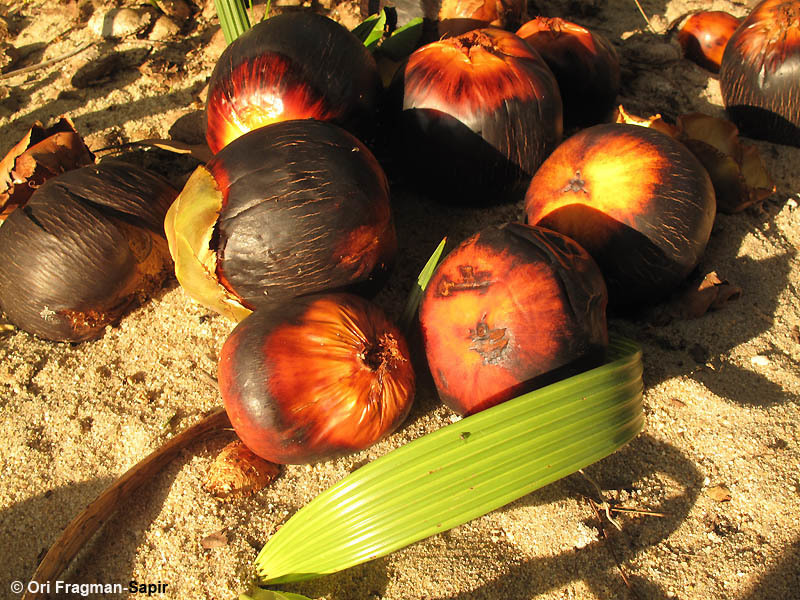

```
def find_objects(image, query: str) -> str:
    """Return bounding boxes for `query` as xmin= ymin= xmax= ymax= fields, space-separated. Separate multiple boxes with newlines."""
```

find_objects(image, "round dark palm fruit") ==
xmin=419 ymin=223 xmax=608 ymax=416
xmin=675 ymin=10 xmax=741 ymax=73
xmin=516 ymin=17 xmax=620 ymax=128
xmin=205 ymin=12 xmax=382 ymax=154
xmin=719 ymin=0 xmax=800 ymax=146
xmin=218 ymin=293 xmax=416 ymax=464
xmin=436 ymin=0 xmax=526 ymax=37
xmin=165 ymin=119 xmax=397 ymax=322
xmin=0 ymin=161 xmax=177 ymax=342
xmin=389 ymin=27 xmax=562 ymax=204
xmin=525 ymin=123 xmax=716 ymax=311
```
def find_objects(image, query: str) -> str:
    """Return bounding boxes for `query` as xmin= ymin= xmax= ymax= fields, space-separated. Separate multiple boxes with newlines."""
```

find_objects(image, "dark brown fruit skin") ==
xmin=516 ymin=17 xmax=620 ymax=129
xmin=390 ymin=27 xmax=562 ymax=204
xmin=0 ymin=162 xmax=177 ymax=342
xmin=218 ymin=293 xmax=416 ymax=464
xmin=208 ymin=120 xmax=397 ymax=310
xmin=419 ymin=223 xmax=608 ymax=416
xmin=676 ymin=10 xmax=741 ymax=73
xmin=720 ymin=0 xmax=800 ymax=146
xmin=525 ymin=123 xmax=716 ymax=312
xmin=205 ymin=12 xmax=382 ymax=154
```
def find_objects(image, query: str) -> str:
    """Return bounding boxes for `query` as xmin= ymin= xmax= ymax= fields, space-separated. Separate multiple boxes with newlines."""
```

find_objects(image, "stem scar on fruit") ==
xmin=560 ymin=170 xmax=589 ymax=194
xmin=469 ymin=315 xmax=510 ymax=364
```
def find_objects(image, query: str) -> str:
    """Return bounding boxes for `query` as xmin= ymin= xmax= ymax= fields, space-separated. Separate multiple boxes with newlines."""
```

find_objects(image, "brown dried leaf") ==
xmin=681 ymin=138 xmax=747 ymax=214
xmin=675 ymin=271 xmax=742 ymax=319
xmin=677 ymin=112 xmax=739 ymax=157
xmin=739 ymin=143 xmax=777 ymax=211
xmin=614 ymin=105 xmax=679 ymax=137
xmin=0 ymin=117 xmax=95 ymax=220
xmin=200 ymin=530 xmax=228 ymax=549
xmin=675 ymin=113 xmax=775 ymax=213
xmin=615 ymin=109 xmax=776 ymax=213
xmin=707 ymin=485 xmax=732 ymax=502
xmin=204 ymin=440 xmax=280 ymax=499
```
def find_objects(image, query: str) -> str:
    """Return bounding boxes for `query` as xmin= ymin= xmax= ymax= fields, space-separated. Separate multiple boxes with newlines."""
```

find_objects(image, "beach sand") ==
xmin=1 ymin=0 xmax=798 ymax=598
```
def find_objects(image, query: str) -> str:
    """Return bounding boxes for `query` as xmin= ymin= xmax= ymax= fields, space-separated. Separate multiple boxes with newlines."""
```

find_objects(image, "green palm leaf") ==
xmin=214 ymin=0 xmax=251 ymax=44
xmin=253 ymin=336 xmax=643 ymax=584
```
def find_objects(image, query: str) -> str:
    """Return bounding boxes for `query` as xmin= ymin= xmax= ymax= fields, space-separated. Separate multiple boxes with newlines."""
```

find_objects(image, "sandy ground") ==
xmin=1 ymin=0 xmax=799 ymax=599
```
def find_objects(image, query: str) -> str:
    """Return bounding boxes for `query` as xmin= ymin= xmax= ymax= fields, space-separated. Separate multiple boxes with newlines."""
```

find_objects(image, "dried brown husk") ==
xmin=614 ymin=106 xmax=775 ymax=213
xmin=0 ymin=162 xmax=177 ymax=342
xmin=204 ymin=440 xmax=280 ymax=499
xmin=675 ymin=271 xmax=742 ymax=319
xmin=0 ymin=117 xmax=95 ymax=221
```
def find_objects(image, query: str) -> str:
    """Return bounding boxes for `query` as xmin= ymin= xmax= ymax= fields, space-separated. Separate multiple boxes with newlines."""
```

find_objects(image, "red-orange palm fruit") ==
xmin=516 ymin=17 xmax=620 ymax=128
xmin=390 ymin=27 xmax=562 ymax=203
xmin=719 ymin=0 xmax=800 ymax=146
xmin=205 ymin=12 xmax=382 ymax=154
xmin=436 ymin=0 xmax=526 ymax=37
xmin=419 ymin=223 xmax=608 ymax=416
xmin=165 ymin=120 xmax=397 ymax=322
xmin=218 ymin=293 xmax=416 ymax=464
xmin=675 ymin=10 xmax=741 ymax=73
xmin=524 ymin=123 xmax=716 ymax=311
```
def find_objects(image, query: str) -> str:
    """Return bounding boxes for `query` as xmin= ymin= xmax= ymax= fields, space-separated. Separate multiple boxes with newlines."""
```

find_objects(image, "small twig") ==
xmin=632 ymin=0 xmax=657 ymax=34
xmin=23 ymin=407 xmax=230 ymax=600
xmin=94 ymin=138 xmax=213 ymax=164
xmin=587 ymin=498 xmax=645 ymax=599
xmin=579 ymin=469 xmax=668 ymax=527
xmin=609 ymin=506 xmax=668 ymax=518
xmin=0 ymin=41 xmax=95 ymax=81
xmin=579 ymin=469 xmax=622 ymax=530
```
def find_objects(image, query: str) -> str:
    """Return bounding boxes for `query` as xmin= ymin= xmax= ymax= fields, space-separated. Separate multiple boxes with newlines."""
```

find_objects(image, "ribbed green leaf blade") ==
xmin=254 ymin=335 xmax=643 ymax=584
xmin=398 ymin=237 xmax=447 ymax=331
xmin=240 ymin=589 xmax=310 ymax=600
xmin=214 ymin=0 xmax=251 ymax=44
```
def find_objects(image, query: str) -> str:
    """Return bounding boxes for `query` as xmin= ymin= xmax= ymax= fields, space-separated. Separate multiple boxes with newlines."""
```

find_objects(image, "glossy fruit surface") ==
xmin=165 ymin=120 xmax=397 ymax=322
xmin=419 ymin=223 xmax=608 ymax=416
xmin=720 ymin=0 xmax=800 ymax=146
xmin=676 ymin=10 xmax=741 ymax=72
xmin=391 ymin=27 xmax=562 ymax=203
xmin=516 ymin=17 xmax=620 ymax=128
xmin=525 ymin=123 xmax=716 ymax=311
xmin=219 ymin=293 xmax=416 ymax=464
xmin=0 ymin=161 xmax=176 ymax=342
xmin=205 ymin=12 xmax=382 ymax=154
